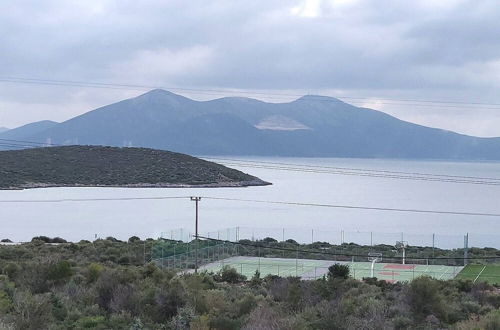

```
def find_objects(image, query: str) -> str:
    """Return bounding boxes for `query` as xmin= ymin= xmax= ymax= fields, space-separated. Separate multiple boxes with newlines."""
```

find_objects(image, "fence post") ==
xmin=464 ymin=233 xmax=469 ymax=266
xmin=258 ymin=246 xmax=261 ymax=273
xmin=296 ymin=244 xmax=299 ymax=277
xmin=432 ymin=233 xmax=435 ymax=259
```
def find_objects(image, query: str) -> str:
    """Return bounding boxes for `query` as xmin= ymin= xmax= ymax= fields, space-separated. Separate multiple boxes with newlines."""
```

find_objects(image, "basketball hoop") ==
xmin=395 ymin=241 xmax=408 ymax=265
xmin=368 ymin=252 xmax=382 ymax=277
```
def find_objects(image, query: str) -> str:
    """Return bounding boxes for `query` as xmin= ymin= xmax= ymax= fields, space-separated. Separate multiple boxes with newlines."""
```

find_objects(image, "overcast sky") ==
xmin=1 ymin=0 xmax=500 ymax=136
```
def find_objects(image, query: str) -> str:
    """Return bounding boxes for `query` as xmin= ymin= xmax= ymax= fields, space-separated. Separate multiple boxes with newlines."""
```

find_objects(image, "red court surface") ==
xmin=379 ymin=271 xmax=400 ymax=276
xmin=384 ymin=264 xmax=416 ymax=270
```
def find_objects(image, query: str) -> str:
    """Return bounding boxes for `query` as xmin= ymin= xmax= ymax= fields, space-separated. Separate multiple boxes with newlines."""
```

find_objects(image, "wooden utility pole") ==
xmin=191 ymin=197 xmax=201 ymax=273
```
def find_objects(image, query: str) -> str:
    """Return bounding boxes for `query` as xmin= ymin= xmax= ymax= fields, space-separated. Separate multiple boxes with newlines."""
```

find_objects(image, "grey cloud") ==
xmin=1 ymin=0 xmax=500 ymax=135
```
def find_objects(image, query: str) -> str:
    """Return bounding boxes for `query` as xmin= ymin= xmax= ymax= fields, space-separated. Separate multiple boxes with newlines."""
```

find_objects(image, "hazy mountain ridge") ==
xmin=0 ymin=120 xmax=58 ymax=144
xmin=6 ymin=90 xmax=500 ymax=159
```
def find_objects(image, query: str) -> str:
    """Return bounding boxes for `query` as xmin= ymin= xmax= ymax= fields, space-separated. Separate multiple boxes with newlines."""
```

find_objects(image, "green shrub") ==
xmin=74 ymin=315 xmax=107 ymax=329
xmin=328 ymin=263 xmax=350 ymax=279
xmin=87 ymin=263 xmax=104 ymax=283
xmin=48 ymin=260 xmax=73 ymax=282
xmin=3 ymin=263 xmax=20 ymax=279
xmin=216 ymin=266 xmax=246 ymax=284
xmin=409 ymin=276 xmax=447 ymax=322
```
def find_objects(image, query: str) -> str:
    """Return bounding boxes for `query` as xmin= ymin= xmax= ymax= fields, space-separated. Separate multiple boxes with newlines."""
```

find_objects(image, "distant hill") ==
xmin=9 ymin=90 xmax=500 ymax=159
xmin=0 ymin=146 xmax=270 ymax=190
xmin=0 ymin=127 xmax=9 ymax=133
xmin=0 ymin=120 xmax=58 ymax=147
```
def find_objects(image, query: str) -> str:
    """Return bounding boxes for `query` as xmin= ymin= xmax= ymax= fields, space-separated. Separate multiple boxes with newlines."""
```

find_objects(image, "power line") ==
xmin=203 ymin=157 xmax=500 ymax=181
xmin=207 ymin=160 xmax=500 ymax=186
xmin=2 ymin=76 xmax=500 ymax=110
xmin=202 ymin=196 xmax=500 ymax=217
xmin=196 ymin=235 xmax=500 ymax=260
xmin=215 ymin=161 xmax=500 ymax=185
xmin=0 ymin=196 xmax=190 ymax=203
xmin=0 ymin=195 xmax=498 ymax=217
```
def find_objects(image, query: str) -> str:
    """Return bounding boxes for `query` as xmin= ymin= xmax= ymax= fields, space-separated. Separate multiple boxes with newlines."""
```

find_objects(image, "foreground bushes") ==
xmin=0 ymin=240 xmax=498 ymax=329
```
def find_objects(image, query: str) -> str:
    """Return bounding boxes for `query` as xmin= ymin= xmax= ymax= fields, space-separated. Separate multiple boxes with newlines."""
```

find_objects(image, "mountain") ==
xmin=0 ymin=127 xmax=9 ymax=133
xmin=0 ymin=120 xmax=58 ymax=143
xmin=0 ymin=145 xmax=270 ymax=190
xmin=13 ymin=89 xmax=500 ymax=159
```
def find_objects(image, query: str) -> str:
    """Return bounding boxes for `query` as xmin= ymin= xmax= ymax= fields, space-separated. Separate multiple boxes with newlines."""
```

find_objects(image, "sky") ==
xmin=1 ymin=0 xmax=500 ymax=137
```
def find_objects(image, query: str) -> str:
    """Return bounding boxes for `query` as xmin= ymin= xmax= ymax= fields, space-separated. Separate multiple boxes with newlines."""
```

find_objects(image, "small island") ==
xmin=0 ymin=145 xmax=271 ymax=189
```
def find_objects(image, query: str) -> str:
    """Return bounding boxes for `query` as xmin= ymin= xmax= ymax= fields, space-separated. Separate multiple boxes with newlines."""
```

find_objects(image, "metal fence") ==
xmin=203 ymin=227 xmax=500 ymax=249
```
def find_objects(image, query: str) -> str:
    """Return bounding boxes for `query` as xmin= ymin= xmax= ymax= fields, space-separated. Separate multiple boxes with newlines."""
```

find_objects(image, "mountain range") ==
xmin=2 ymin=89 xmax=500 ymax=159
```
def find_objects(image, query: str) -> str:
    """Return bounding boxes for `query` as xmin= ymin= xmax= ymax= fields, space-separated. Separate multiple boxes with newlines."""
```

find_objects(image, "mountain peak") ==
xmin=133 ymin=89 xmax=194 ymax=106
xmin=295 ymin=94 xmax=342 ymax=103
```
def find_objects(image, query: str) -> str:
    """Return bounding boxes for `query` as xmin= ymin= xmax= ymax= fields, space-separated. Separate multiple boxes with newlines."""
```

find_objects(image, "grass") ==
xmin=456 ymin=264 xmax=500 ymax=285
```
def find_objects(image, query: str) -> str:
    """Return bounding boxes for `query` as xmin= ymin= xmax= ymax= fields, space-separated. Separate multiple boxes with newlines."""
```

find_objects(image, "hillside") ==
xmin=6 ymin=89 xmax=500 ymax=159
xmin=0 ymin=146 xmax=270 ymax=189
xmin=0 ymin=120 xmax=58 ymax=146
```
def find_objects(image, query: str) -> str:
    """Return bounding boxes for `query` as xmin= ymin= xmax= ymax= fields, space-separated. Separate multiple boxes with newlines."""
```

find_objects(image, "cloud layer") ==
xmin=1 ymin=0 xmax=500 ymax=136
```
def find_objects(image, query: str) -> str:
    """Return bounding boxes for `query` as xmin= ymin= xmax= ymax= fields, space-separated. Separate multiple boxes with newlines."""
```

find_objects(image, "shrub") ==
xmin=31 ymin=236 xmax=51 ymax=243
xmin=328 ymin=264 xmax=350 ymax=279
xmin=51 ymin=237 xmax=67 ymax=243
xmin=409 ymin=276 xmax=447 ymax=322
xmin=250 ymin=270 xmax=262 ymax=287
xmin=454 ymin=310 xmax=500 ymax=330
xmin=12 ymin=292 xmax=53 ymax=330
xmin=216 ymin=266 xmax=246 ymax=284
xmin=86 ymin=263 xmax=104 ymax=283
xmin=3 ymin=263 xmax=20 ymax=280
xmin=262 ymin=237 xmax=277 ymax=243
xmin=0 ymin=290 xmax=12 ymax=313
xmin=47 ymin=260 xmax=73 ymax=282
xmin=128 ymin=236 xmax=141 ymax=243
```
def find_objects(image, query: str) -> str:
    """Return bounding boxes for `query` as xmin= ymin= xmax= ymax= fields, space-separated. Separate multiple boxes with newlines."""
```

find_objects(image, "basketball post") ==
xmin=368 ymin=252 xmax=382 ymax=278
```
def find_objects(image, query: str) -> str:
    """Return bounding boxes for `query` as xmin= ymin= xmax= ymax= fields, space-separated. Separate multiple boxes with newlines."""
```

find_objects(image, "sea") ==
xmin=1 ymin=157 xmax=499 ymax=248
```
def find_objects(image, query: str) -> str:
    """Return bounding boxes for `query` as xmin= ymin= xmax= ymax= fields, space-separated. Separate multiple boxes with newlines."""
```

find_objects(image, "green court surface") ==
xmin=456 ymin=264 xmax=500 ymax=285
xmin=199 ymin=257 xmax=462 ymax=282
xmin=349 ymin=262 xmax=462 ymax=283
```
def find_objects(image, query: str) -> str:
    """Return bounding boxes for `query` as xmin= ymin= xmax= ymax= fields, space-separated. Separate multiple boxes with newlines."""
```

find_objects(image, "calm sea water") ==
xmin=1 ymin=157 xmax=499 ymax=248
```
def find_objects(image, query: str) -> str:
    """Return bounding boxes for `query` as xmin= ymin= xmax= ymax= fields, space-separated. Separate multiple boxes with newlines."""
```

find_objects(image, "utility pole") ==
xmin=191 ymin=197 xmax=201 ymax=273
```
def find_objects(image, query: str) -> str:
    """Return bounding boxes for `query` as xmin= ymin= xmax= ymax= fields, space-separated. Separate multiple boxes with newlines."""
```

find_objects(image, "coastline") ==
xmin=0 ymin=179 xmax=272 ymax=190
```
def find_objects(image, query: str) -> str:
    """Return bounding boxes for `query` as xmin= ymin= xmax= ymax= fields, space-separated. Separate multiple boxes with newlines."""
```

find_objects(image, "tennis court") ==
xmin=199 ymin=256 xmax=462 ymax=282
xmin=349 ymin=262 xmax=462 ymax=282
xmin=456 ymin=264 xmax=500 ymax=285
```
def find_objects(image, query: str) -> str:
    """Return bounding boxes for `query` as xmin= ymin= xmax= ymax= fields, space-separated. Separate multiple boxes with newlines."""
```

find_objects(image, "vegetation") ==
xmin=0 ymin=237 xmax=498 ymax=329
xmin=0 ymin=146 xmax=269 ymax=189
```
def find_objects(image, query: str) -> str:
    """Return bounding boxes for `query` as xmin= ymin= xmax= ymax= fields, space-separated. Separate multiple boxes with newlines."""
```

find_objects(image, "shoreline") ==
xmin=0 ymin=179 xmax=272 ymax=191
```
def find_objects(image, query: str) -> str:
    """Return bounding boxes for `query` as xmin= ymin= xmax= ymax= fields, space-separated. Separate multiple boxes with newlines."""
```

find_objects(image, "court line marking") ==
xmin=473 ymin=266 xmax=487 ymax=283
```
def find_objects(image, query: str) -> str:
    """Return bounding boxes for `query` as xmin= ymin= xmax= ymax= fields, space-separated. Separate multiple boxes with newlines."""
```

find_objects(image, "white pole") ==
xmin=402 ymin=246 xmax=406 ymax=265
